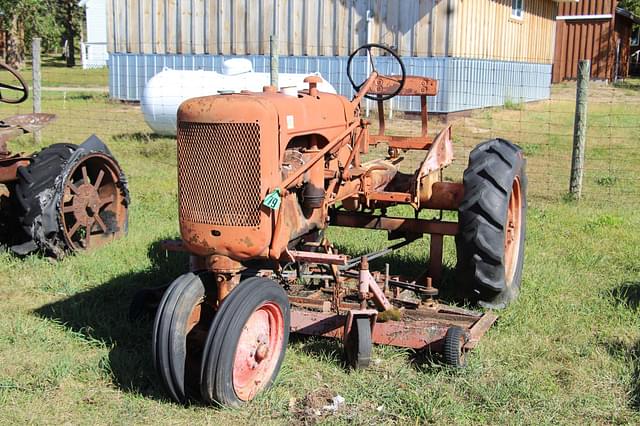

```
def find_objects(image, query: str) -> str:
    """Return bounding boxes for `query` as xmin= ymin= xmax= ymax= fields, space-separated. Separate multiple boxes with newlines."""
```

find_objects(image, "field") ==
xmin=0 ymin=63 xmax=639 ymax=424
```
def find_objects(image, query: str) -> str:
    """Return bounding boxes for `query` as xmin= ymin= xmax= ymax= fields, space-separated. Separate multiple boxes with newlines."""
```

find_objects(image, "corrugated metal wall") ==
xmin=109 ymin=52 xmax=552 ymax=112
xmin=552 ymin=0 xmax=617 ymax=82
xmin=106 ymin=0 xmax=558 ymax=62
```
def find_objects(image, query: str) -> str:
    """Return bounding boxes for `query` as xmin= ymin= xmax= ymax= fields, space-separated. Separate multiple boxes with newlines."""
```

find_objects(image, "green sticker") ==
xmin=263 ymin=189 xmax=282 ymax=210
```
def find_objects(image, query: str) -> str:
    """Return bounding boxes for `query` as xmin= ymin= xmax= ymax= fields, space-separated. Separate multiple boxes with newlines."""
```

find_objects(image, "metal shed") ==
xmin=107 ymin=0 xmax=572 ymax=112
xmin=80 ymin=0 xmax=109 ymax=69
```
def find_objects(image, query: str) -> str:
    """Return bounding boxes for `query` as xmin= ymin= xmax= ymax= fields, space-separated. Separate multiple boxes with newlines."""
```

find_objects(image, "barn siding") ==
xmin=107 ymin=0 xmax=558 ymax=62
xmin=451 ymin=0 xmax=557 ymax=63
xmin=552 ymin=0 xmax=620 ymax=82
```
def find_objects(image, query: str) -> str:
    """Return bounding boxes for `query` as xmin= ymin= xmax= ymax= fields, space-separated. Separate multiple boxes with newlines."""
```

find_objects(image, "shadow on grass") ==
xmin=112 ymin=132 xmax=173 ymax=144
xmin=606 ymin=338 xmax=640 ymax=411
xmin=34 ymin=239 xmax=189 ymax=401
xmin=290 ymin=335 xmax=345 ymax=367
xmin=609 ymin=281 xmax=640 ymax=309
xmin=630 ymin=340 xmax=640 ymax=410
xmin=605 ymin=281 xmax=640 ymax=410
xmin=33 ymin=238 xmax=467 ymax=400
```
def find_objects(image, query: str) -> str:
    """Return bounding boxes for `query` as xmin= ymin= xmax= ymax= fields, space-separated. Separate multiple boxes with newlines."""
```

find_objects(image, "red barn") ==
xmin=552 ymin=0 xmax=640 ymax=82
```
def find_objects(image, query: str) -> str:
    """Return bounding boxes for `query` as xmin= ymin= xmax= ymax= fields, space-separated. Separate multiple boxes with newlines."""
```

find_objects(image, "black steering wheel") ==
xmin=346 ymin=43 xmax=406 ymax=101
xmin=0 ymin=62 xmax=29 ymax=104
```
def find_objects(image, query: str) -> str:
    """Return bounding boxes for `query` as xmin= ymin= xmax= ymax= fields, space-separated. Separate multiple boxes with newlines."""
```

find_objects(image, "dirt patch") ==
xmin=290 ymin=385 xmax=343 ymax=425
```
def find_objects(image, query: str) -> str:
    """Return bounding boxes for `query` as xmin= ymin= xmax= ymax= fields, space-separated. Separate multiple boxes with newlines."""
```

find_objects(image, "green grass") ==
xmin=15 ymin=55 xmax=108 ymax=88
xmin=0 ymin=73 xmax=639 ymax=424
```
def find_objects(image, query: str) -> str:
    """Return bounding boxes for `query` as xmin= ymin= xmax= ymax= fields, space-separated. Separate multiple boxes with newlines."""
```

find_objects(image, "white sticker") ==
xmin=286 ymin=115 xmax=295 ymax=129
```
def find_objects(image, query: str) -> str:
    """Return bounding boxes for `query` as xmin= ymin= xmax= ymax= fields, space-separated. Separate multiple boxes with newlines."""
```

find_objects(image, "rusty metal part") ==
xmin=206 ymin=254 xmax=243 ymax=274
xmin=286 ymin=250 xmax=348 ymax=266
xmin=341 ymin=238 xmax=415 ymax=271
xmin=367 ymin=75 xmax=438 ymax=97
xmin=331 ymin=211 xmax=458 ymax=236
xmin=0 ymin=155 xmax=30 ymax=183
xmin=359 ymin=266 xmax=393 ymax=311
xmin=421 ymin=182 xmax=464 ymax=210
xmin=290 ymin=306 xmax=496 ymax=351
xmin=0 ymin=113 xmax=56 ymax=153
xmin=59 ymin=152 xmax=128 ymax=251
xmin=423 ymin=277 xmax=439 ymax=297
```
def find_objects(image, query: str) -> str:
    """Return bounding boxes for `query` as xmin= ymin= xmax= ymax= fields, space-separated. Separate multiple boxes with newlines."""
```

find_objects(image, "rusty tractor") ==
xmin=0 ymin=62 xmax=129 ymax=257
xmin=149 ymin=44 xmax=527 ymax=406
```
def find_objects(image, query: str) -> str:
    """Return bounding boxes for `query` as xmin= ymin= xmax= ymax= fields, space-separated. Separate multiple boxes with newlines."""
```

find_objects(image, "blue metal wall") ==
xmin=109 ymin=53 xmax=552 ymax=113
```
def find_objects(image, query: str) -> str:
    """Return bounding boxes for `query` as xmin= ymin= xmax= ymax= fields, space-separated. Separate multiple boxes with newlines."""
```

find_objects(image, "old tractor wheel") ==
xmin=14 ymin=142 xmax=128 ymax=257
xmin=153 ymin=272 xmax=215 ymax=403
xmin=200 ymin=277 xmax=290 ymax=407
xmin=456 ymin=138 xmax=527 ymax=309
xmin=58 ymin=152 xmax=127 ymax=252
xmin=442 ymin=327 xmax=468 ymax=368
xmin=14 ymin=143 xmax=77 ymax=255
xmin=344 ymin=317 xmax=373 ymax=369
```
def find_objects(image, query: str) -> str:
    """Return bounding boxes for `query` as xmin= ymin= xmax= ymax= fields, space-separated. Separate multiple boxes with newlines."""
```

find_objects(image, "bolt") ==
xmin=255 ymin=343 xmax=269 ymax=362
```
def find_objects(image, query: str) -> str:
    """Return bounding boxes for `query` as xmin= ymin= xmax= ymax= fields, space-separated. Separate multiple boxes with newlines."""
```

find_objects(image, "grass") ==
xmin=0 ymin=70 xmax=639 ymax=424
xmin=13 ymin=55 xmax=108 ymax=88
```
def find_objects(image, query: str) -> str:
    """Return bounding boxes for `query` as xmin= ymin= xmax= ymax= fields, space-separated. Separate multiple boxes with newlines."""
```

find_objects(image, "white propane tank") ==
xmin=141 ymin=59 xmax=337 ymax=136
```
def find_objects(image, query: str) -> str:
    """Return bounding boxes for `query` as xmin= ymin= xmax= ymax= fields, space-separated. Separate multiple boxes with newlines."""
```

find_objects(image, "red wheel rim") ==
xmin=504 ymin=176 xmax=522 ymax=284
xmin=232 ymin=302 xmax=285 ymax=401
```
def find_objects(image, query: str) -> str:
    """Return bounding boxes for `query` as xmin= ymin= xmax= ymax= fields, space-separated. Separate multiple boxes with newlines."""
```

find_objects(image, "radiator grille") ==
xmin=177 ymin=121 xmax=262 ymax=227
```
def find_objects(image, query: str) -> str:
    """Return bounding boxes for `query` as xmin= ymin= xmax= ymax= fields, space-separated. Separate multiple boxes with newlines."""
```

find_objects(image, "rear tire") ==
xmin=13 ymin=142 xmax=129 ymax=257
xmin=14 ymin=144 xmax=77 ymax=255
xmin=456 ymin=139 xmax=527 ymax=309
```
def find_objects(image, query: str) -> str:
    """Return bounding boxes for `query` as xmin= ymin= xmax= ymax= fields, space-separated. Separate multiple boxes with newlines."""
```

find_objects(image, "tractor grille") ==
xmin=177 ymin=121 xmax=262 ymax=227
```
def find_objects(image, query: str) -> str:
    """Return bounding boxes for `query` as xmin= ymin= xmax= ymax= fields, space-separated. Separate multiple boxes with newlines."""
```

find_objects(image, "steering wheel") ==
xmin=346 ymin=43 xmax=406 ymax=101
xmin=0 ymin=62 xmax=29 ymax=104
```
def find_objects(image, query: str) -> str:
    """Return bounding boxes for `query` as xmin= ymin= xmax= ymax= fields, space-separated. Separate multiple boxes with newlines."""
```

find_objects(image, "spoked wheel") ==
xmin=153 ymin=272 xmax=216 ymax=403
xmin=344 ymin=317 xmax=373 ymax=369
xmin=442 ymin=327 xmax=468 ymax=368
xmin=200 ymin=277 xmax=290 ymax=407
xmin=14 ymin=139 xmax=128 ymax=257
xmin=59 ymin=152 xmax=128 ymax=251
xmin=456 ymin=138 xmax=527 ymax=309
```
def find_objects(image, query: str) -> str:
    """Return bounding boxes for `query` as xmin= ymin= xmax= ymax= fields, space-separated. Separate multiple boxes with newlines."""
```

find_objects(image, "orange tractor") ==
xmin=0 ymin=63 xmax=129 ymax=256
xmin=151 ymin=44 xmax=526 ymax=406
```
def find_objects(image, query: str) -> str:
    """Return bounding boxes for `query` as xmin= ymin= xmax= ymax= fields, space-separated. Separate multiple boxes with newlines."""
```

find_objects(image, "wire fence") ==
xmin=1 ymin=44 xmax=638 ymax=207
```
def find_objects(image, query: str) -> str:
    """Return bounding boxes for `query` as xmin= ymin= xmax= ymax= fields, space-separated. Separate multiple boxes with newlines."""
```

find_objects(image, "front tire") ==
xmin=456 ymin=139 xmax=527 ymax=309
xmin=200 ymin=277 xmax=290 ymax=407
xmin=152 ymin=272 xmax=215 ymax=403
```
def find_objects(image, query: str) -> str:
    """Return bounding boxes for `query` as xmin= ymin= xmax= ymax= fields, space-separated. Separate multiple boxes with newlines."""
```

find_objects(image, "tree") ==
xmin=52 ymin=0 xmax=83 ymax=67
xmin=619 ymin=0 xmax=640 ymax=17
xmin=0 ymin=0 xmax=40 ymax=68
xmin=0 ymin=0 xmax=62 ymax=68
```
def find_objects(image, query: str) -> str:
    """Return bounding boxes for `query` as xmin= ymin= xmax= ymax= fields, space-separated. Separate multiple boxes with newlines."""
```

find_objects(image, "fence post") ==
xmin=270 ymin=34 xmax=279 ymax=89
xmin=569 ymin=59 xmax=590 ymax=199
xmin=32 ymin=37 xmax=42 ymax=144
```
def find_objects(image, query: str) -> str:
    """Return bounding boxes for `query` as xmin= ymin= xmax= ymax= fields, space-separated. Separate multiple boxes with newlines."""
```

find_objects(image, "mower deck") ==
xmin=284 ymin=261 xmax=497 ymax=353
xmin=290 ymin=302 xmax=496 ymax=352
